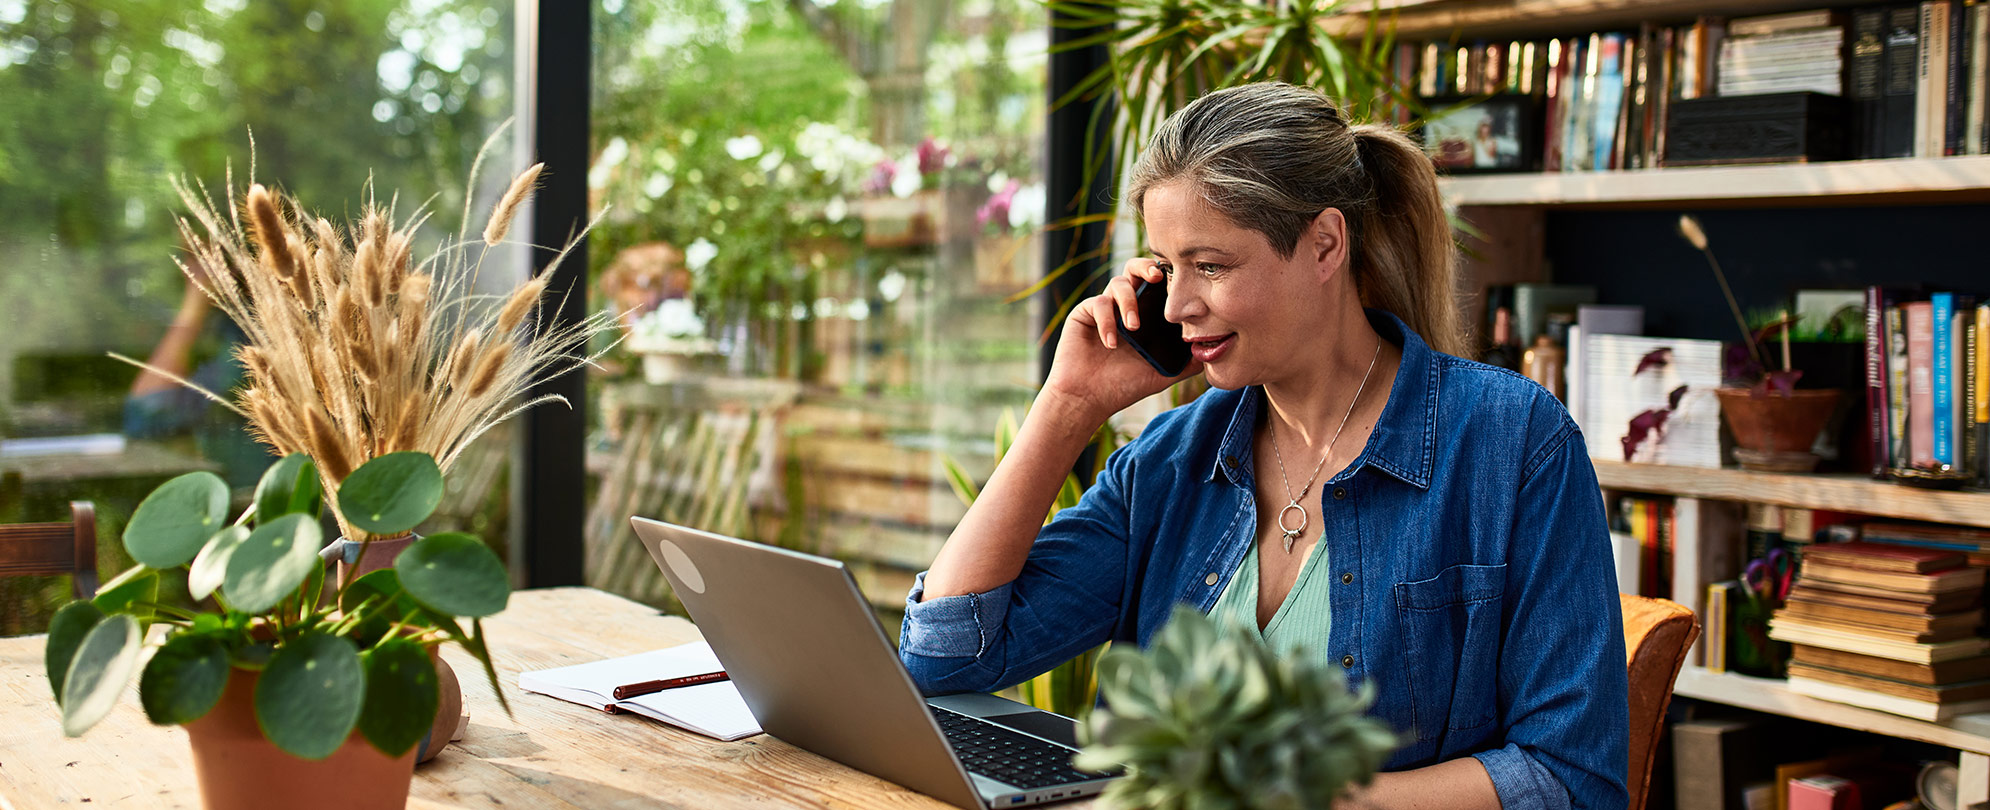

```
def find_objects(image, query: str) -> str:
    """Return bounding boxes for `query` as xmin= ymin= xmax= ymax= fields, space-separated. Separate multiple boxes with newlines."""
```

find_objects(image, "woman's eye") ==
xmin=1197 ymin=263 xmax=1224 ymax=277
xmin=1155 ymin=263 xmax=1175 ymax=278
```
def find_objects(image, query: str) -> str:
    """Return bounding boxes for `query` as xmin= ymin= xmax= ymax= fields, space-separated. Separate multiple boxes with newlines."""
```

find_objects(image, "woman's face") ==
xmin=1143 ymin=180 xmax=1344 ymax=390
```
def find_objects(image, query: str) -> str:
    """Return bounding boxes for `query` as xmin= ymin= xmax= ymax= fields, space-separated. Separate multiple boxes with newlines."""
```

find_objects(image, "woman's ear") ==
xmin=1307 ymin=207 xmax=1349 ymax=282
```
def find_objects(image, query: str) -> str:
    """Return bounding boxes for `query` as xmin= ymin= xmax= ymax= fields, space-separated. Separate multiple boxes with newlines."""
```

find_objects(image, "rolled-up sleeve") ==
xmin=899 ymin=435 xmax=1141 ymax=696
xmin=1474 ymin=422 xmax=1630 ymax=810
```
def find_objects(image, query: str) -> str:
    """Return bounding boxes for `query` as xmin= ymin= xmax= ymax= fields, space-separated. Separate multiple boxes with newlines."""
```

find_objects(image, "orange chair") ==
xmin=0 ymin=501 xmax=99 ymax=599
xmin=1622 ymin=593 xmax=1698 ymax=810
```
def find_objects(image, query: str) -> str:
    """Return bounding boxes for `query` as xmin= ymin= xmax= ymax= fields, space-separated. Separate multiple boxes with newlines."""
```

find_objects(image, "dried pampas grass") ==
xmin=140 ymin=140 xmax=616 ymax=543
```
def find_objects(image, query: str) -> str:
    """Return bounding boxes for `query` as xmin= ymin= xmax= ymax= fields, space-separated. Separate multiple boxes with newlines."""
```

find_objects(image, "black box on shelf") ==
xmin=1662 ymin=92 xmax=1849 ymax=167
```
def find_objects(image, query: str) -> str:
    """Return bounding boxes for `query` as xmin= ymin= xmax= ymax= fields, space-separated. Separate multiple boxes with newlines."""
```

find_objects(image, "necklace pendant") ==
xmin=1281 ymin=532 xmax=1297 ymax=554
xmin=1276 ymin=502 xmax=1308 ymax=554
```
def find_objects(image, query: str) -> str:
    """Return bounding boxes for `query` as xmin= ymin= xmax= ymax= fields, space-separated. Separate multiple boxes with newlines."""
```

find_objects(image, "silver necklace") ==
xmin=1268 ymin=341 xmax=1382 ymax=553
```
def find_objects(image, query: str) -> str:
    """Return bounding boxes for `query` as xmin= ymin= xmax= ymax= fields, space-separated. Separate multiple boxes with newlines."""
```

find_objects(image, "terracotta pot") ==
xmin=184 ymin=667 xmax=416 ymax=810
xmin=1715 ymin=387 xmax=1841 ymax=472
xmin=331 ymin=533 xmax=465 ymax=764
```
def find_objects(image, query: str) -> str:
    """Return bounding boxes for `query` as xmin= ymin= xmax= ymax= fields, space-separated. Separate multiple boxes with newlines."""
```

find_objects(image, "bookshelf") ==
xmin=1439 ymin=156 xmax=1990 ymax=208
xmin=1673 ymin=668 xmax=1990 ymax=754
xmin=1593 ymin=461 xmax=1990 ymax=527
xmin=1327 ymin=0 xmax=1868 ymax=40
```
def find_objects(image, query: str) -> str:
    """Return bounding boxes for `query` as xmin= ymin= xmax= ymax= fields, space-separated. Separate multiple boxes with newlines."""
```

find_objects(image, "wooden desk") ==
xmin=0 ymin=587 xmax=1096 ymax=809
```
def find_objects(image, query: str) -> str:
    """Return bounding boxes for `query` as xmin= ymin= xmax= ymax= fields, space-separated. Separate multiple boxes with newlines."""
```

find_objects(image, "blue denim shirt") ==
xmin=900 ymin=310 xmax=1629 ymax=810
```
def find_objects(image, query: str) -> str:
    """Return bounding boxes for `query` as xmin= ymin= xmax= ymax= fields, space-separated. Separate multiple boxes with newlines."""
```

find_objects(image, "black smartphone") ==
xmin=1114 ymin=279 xmax=1190 ymax=377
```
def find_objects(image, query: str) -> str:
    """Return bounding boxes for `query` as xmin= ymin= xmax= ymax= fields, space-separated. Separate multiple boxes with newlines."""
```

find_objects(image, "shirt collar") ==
xmin=1206 ymin=308 xmax=1437 ymax=490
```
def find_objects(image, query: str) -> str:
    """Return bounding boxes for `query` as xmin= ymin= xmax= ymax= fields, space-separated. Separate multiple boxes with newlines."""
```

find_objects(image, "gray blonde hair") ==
xmin=1127 ymin=82 xmax=1465 ymax=358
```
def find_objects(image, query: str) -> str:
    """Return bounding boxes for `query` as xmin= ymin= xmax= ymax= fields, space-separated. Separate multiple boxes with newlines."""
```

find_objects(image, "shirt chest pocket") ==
xmin=1393 ymin=563 xmax=1506 ymax=739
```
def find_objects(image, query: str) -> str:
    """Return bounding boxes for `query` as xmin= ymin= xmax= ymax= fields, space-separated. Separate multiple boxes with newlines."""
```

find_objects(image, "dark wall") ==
xmin=1544 ymin=205 xmax=1987 ymax=341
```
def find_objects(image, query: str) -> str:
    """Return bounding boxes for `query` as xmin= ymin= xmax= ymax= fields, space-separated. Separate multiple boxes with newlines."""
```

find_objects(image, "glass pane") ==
xmin=587 ymin=0 xmax=1048 ymax=619
xmin=0 ymin=0 xmax=517 ymax=633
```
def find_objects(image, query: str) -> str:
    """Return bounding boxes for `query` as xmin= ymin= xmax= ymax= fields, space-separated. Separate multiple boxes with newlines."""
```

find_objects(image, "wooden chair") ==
xmin=1621 ymin=592 xmax=1699 ymax=810
xmin=0 ymin=501 xmax=99 ymax=599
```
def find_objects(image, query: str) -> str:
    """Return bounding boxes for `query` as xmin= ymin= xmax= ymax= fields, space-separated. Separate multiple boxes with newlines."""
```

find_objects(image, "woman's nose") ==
xmin=1161 ymin=279 xmax=1199 ymax=324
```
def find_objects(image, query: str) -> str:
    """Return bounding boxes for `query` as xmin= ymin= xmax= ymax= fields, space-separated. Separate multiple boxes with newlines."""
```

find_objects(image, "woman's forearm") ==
xmin=1341 ymin=758 xmax=1502 ymax=810
xmin=130 ymin=292 xmax=211 ymax=397
xmin=919 ymin=391 xmax=1106 ymax=600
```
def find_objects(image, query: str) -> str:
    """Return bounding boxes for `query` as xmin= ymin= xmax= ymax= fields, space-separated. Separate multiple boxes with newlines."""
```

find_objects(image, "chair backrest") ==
xmin=1621 ymin=592 xmax=1699 ymax=810
xmin=0 ymin=501 xmax=98 ymax=600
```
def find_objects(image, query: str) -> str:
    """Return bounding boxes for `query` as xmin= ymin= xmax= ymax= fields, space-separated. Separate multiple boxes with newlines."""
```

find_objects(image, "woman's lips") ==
xmin=1188 ymin=334 xmax=1234 ymax=364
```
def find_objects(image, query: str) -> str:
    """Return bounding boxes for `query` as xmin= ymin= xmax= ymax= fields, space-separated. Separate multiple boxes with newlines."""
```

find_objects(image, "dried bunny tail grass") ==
xmin=243 ymin=387 xmax=306 ymax=455
xmin=484 ymin=162 xmax=542 ymax=246
xmin=465 ymin=341 xmax=510 ymax=399
xmin=397 ymin=274 xmax=432 ymax=355
xmin=352 ymin=235 xmax=381 ymax=306
xmin=285 ymin=234 xmax=315 ymax=308
xmin=246 ymin=184 xmax=296 ymax=281
xmin=447 ymin=327 xmax=484 ymax=389
xmin=306 ymin=404 xmax=354 ymax=483
xmin=495 ymin=272 xmax=549 ymax=335
xmin=384 ymin=228 xmax=415 ymax=296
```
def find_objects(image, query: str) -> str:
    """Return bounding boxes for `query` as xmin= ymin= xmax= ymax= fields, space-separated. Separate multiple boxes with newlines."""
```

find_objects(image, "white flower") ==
xmin=890 ymin=156 xmax=921 ymax=198
xmin=724 ymin=134 xmax=763 ymax=160
xmin=685 ymin=237 xmax=718 ymax=272
xmin=757 ymin=148 xmax=785 ymax=173
xmin=1008 ymin=183 xmax=1046 ymax=231
xmin=824 ymin=196 xmax=848 ymax=223
xmin=878 ymin=270 xmax=907 ymax=303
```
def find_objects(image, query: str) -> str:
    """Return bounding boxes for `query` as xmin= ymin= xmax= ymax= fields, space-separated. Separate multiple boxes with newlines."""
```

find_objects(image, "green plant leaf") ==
xmin=394 ymin=532 xmax=510 ymax=618
xmin=357 ymin=637 xmax=439 ymax=756
xmin=337 ymin=452 xmax=443 ymax=536
xmin=92 ymin=565 xmax=159 ymax=618
xmin=60 ymin=613 xmax=142 ymax=736
xmin=222 ymin=513 xmax=325 ymax=614
xmin=45 ymin=601 xmax=104 ymax=703
xmin=255 ymin=632 xmax=364 ymax=760
xmin=123 ymin=471 xmax=229 ymax=568
xmin=188 ymin=526 xmax=250 ymax=601
xmin=138 ymin=631 xmax=230 ymax=725
xmin=254 ymin=453 xmax=322 ymax=526
xmin=940 ymin=456 xmax=980 ymax=508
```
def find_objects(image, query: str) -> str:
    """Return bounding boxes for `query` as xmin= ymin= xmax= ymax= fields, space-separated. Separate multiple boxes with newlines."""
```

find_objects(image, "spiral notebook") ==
xmin=517 ymin=641 xmax=762 ymax=741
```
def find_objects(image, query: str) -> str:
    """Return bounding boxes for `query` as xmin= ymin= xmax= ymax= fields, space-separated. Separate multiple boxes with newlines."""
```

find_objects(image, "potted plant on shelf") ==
xmin=1677 ymin=214 xmax=1842 ymax=472
xmin=46 ymin=450 xmax=509 ymax=810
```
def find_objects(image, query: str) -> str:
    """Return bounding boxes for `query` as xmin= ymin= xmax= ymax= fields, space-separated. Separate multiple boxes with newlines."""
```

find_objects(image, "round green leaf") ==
xmin=357 ymin=638 xmax=439 ymax=757
xmin=124 ymin=471 xmax=229 ymax=568
xmin=92 ymin=566 xmax=160 ymax=618
xmin=394 ymin=532 xmax=510 ymax=618
xmin=337 ymin=452 xmax=443 ymax=536
xmin=139 ymin=632 xmax=230 ymax=725
xmin=254 ymin=453 xmax=322 ymax=526
xmin=255 ymin=633 xmax=364 ymax=760
xmin=60 ymin=614 xmax=143 ymax=737
xmin=222 ymin=513 xmax=325 ymax=614
xmin=188 ymin=526 xmax=251 ymax=601
xmin=45 ymin=601 xmax=104 ymax=703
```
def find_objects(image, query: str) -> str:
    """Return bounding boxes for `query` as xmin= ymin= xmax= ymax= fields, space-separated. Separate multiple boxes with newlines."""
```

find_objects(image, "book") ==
xmin=1730 ymin=9 xmax=1844 ymax=37
xmin=517 ymin=641 xmax=762 ymax=741
xmin=1791 ymin=576 xmax=1983 ymax=610
xmin=1787 ymin=673 xmax=1990 ymax=720
xmin=1780 ymin=598 xmax=1982 ymax=636
xmin=1978 ymin=304 xmax=1990 ymax=487
xmin=1771 ymin=609 xmax=1976 ymax=643
xmin=1787 ymin=661 xmax=1990 ymax=703
xmin=1946 ymin=0 xmax=1968 ymax=154
xmin=1707 ymin=580 xmax=1738 ymax=671
xmin=1576 ymin=334 xmax=1724 ymax=468
xmin=1934 ymin=292 xmax=1957 ymax=468
xmin=1962 ymin=303 xmax=1979 ymax=479
xmin=1889 ymin=304 xmax=1912 ymax=468
xmin=1786 ymin=774 xmax=1860 ymax=810
xmin=1863 ymin=520 xmax=1990 ymax=551
xmin=1907 ymin=301 xmax=1936 ymax=467
xmin=1969 ymin=5 xmax=1989 ymax=155
xmin=1792 ymin=644 xmax=1990 ymax=683
xmin=1865 ymin=286 xmax=1893 ymax=475
xmin=1918 ymin=1 xmax=1951 ymax=157
xmin=1799 ymin=540 xmax=1967 ymax=573
xmin=1798 ymin=560 xmax=1985 ymax=593
xmin=1768 ymin=619 xmax=1990 ymax=662
xmin=1883 ymin=4 xmax=1922 ymax=158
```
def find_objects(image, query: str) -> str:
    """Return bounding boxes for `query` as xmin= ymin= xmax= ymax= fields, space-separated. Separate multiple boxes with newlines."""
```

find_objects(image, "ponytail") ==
xmin=1348 ymin=124 xmax=1466 ymax=358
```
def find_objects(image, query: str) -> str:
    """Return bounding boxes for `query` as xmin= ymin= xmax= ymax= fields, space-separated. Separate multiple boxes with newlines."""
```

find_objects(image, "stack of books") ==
xmin=1769 ymin=543 xmax=1990 ymax=719
xmin=1863 ymin=288 xmax=1987 ymax=485
xmin=1717 ymin=11 xmax=1846 ymax=97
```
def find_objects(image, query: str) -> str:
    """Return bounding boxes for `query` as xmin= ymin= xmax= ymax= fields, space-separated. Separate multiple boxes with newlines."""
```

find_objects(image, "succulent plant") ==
xmin=1074 ymin=605 xmax=1400 ymax=810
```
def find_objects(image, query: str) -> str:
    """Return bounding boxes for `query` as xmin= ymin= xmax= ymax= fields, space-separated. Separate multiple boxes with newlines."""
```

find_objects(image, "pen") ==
xmin=613 ymin=670 xmax=729 ymax=700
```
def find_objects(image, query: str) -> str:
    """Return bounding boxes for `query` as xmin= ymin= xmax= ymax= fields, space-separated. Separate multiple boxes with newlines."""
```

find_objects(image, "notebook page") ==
xmin=519 ymin=642 xmax=725 ymax=709
xmin=621 ymin=681 xmax=762 ymax=741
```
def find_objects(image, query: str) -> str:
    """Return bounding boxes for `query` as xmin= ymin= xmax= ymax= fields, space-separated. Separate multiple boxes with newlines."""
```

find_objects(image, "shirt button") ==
xmin=1341 ymin=655 xmax=1355 ymax=668
xmin=1333 ymin=487 xmax=1347 ymax=500
xmin=1224 ymin=455 xmax=1239 ymax=468
xmin=1205 ymin=573 xmax=1219 ymax=586
xmin=1341 ymin=572 xmax=1353 ymax=585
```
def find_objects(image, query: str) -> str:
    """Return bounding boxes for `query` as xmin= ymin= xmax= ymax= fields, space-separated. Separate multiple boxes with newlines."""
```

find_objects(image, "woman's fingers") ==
xmin=1125 ymin=257 xmax=1164 ymax=285
xmin=1106 ymin=274 xmax=1140 ymax=332
xmin=1089 ymin=294 xmax=1120 ymax=349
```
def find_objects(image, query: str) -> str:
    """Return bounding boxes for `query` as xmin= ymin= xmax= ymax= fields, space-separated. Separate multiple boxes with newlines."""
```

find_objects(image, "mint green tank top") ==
xmin=1209 ymin=539 xmax=1334 ymax=669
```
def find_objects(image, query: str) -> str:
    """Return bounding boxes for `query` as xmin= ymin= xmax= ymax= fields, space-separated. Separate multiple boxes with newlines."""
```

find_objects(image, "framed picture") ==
xmin=1418 ymin=95 xmax=1542 ymax=174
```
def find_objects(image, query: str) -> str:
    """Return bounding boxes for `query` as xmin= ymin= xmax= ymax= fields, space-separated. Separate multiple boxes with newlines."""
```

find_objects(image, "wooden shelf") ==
xmin=1329 ymin=0 xmax=1867 ymax=42
xmin=1438 ymin=157 xmax=1990 ymax=208
xmin=1593 ymin=460 xmax=1990 ymax=528
xmin=1674 ymin=667 xmax=1990 ymax=754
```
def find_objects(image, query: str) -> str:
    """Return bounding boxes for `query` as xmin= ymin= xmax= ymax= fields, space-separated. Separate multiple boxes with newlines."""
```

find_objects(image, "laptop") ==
xmin=629 ymin=517 xmax=1122 ymax=808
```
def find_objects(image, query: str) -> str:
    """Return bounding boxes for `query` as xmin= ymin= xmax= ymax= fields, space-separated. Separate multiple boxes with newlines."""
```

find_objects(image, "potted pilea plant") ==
xmin=1075 ymin=606 xmax=1399 ymax=809
xmin=46 ymin=450 xmax=510 ymax=810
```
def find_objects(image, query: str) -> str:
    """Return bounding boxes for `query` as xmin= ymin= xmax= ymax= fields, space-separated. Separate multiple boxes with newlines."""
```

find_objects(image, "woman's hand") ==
xmin=1041 ymin=258 xmax=1202 ymax=422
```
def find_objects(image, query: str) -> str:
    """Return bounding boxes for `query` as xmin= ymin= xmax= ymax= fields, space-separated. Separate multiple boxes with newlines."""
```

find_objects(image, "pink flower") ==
xmin=861 ymin=160 xmax=897 ymax=195
xmin=916 ymin=136 xmax=949 ymax=176
xmin=976 ymin=179 xmax=1020 ymax=231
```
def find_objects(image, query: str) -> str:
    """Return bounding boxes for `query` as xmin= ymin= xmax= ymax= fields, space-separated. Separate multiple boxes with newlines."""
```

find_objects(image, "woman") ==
xmin=900 ymin=82 xmax=1627 ymax=809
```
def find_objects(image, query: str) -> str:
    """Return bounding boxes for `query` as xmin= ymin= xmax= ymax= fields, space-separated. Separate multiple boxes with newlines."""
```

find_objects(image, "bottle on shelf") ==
xmin=1521 ymin=333 xmax=1566 ymax=399
xmin=1483 ymin=306 xmax=1520 ymax=371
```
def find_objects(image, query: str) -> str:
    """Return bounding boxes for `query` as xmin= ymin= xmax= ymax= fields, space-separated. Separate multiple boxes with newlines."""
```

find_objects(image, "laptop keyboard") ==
xmin=931 ymin=707 xmax=1119 ymax=790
